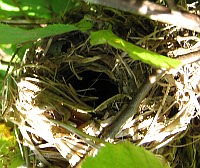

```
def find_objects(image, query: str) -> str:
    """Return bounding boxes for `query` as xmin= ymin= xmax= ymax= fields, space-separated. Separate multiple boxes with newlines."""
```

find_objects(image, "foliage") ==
xmin=0 ymin=22 xmax=181 ymax=69
xmin=0 ymin=0 xmax=80 ymax=20
xmin=82 ymin=142 xmax=170 ymax=168
xmin=0 ymin=0 xmax=191 ymax=167
xmin=0 ymin=123 xmax=24 ymax=167
xmin=49 ymin=0 xmax=80 ymax=16
xmin=90 ymin=30 xmax=181 ymax=69
xmin=0 ymin=19 xmax=92 ymax=44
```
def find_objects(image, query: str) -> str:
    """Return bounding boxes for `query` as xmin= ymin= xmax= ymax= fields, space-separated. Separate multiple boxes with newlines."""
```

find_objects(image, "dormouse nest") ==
xmin=10 ymin=31 xmax=140 ymax=167
xmin=3 ymin=13 xmax=200 ymax=168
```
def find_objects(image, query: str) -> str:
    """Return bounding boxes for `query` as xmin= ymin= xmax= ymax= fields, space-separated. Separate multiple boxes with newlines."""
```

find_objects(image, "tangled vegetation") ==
xmin=0 ymin=0 xmax=200 ymax=167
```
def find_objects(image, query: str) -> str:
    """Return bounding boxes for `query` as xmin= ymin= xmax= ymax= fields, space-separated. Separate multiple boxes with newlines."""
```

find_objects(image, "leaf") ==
xmin=0 ymin=124 xmax=24 ymax=167
xmin=49 ymin=0 xmax=80 ymax=16
xmin=0 ymin=0 xmax=51 ymax=19
xmin=0 ymin=19 xmax=92 ymax=44
xmin=82 ymin=142 xmax=170 ymax=168
xmin=90 ymin=30 xmax=181 ymax=69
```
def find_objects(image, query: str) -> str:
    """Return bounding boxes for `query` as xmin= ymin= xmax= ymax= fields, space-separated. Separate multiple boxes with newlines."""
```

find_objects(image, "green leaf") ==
xmin=90 ymin=30 xmax=181 ymax=69
xmin=49 ymin=0 xmax=80 ymax=16
xmin=0 ymin=0 xmax=52 ymax=19
xmin=82 ymin=142 xmax=170 ymax=168
xmin=0 ymin=124 xmax=25 ymax=168
xmin=0 ymin=19 xmax=92 ymax=44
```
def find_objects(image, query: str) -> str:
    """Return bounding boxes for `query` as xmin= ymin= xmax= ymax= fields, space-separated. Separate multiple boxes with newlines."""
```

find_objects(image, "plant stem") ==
xmin=50 ymin=119 xmax=105 ymax=148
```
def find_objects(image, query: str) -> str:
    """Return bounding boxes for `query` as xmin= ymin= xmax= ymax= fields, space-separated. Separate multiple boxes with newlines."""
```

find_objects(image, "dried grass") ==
xmin=2 ymin=2 xmax=200 ymax=168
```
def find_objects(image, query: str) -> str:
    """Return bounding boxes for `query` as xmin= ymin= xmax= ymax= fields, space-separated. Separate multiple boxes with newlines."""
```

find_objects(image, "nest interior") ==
xmin=2 ymin=2 xmax=200 ymax=168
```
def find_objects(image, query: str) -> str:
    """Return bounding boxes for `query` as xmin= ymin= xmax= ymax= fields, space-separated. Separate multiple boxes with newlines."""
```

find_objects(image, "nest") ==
xmin=2 ymin=6 xmax=200 ymax=168
xmin=11 ymin=30 xmax=139 ymax=167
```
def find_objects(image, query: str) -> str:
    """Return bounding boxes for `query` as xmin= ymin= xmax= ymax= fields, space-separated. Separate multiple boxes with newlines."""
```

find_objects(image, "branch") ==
xmin=84 ymin=0 xmax=200 ymax=33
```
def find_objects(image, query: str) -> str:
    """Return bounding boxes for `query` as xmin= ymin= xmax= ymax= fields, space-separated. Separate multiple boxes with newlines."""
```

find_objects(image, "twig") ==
xmin=84 ymin=0 xmax=200 ymax=33
xmin=103 ymin=69 xmax=165 ymax=140
xmin=103 ymin=50 xmax=200 ymax=140
xmin=176 ymin=50 xmax=200 ymax=65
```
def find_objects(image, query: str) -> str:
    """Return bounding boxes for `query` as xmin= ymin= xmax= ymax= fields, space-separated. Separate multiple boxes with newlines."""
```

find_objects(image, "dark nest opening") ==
xmin=2 ymin=3 xmax=200 ymax=168
xmin=67 ymin=70 xmax=119 ymax=108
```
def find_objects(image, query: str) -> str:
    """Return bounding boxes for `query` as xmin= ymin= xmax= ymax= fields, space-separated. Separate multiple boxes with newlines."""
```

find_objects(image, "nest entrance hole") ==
xmin=68 ymin=71 xmax=119 ymax=108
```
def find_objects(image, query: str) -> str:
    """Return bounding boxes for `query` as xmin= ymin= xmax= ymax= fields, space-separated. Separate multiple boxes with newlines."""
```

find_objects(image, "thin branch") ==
xmin=84 ymin=0 xmax=200 ymax=33
xmin=103 ymin=69 xmax=165 ymax=140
